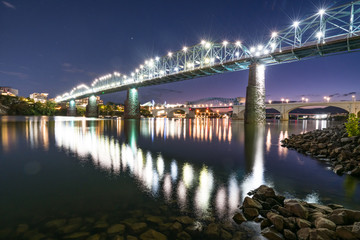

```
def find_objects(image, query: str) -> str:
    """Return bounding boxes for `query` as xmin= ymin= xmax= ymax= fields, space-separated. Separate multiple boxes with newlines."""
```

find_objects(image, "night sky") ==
xmin=1 ymin=0 xmax=359 ymax=104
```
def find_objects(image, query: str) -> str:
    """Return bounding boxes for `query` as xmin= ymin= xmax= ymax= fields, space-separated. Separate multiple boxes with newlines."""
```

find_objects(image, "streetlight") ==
xmin=352 ymin=95 xmax=356 ymax=102
xmin=301 ymin=97 xmax=305 ymax=102
xmin=305 ymin=98 xmax=309 ymax=102
xmin=286 ymin=99 xmax=289 ymax=104
xmin=281 ymin=98 xmax=285 ymax=103
xmin=269 ymin=100 xmax=272 ymax=104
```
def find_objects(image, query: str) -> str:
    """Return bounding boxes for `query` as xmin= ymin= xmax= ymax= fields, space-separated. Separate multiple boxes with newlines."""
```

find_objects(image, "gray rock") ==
xmin=205 ymin=223 xmax=220 ymax=239
xmin=145 ymin=216 xmax=163 ymax=225
xmin=233 ymin=212 xmax=247 ymax=224
xmin=129 ymin=222 xmax=147 ymax=235
xmin=309 ymin=228 xmax=335 ymax=240
xmin=63 ymin=232 xmax=90 ymax=239
xmin=285 ymin=199 xmax=309 ymax=219
xmin=283 ymin=229 xmax=297 ymax=240
xmin=169 ymin=222 xmax=182 ymax=233
xmin=297 ymin=227 xmax=311 ymax=240
xmin=267 ymin=212 xmax=284 ymax=232
xmin=127 ymin=236 xmax=137 ymax=240
xmin=220 ymin=229 xmax=232 ymax=240
xmin=315 ymin=217 xmax=336 ymax=231
xmin=139 ymin=229 xmax=167 ymax=240
xmin=352 ymin=222 xmax=360 ymax=235
xmin=86 ymin=234 xmax=101 ymax=240
xmin=44 ymin=219 xmax=66 ymax=229
xmin=261 ymin=227 xmax=284 ymax=240
xmin=341 ymin=137 xmax=352 ymax=143
xmin=243 ymin=196 xmax=263 ymax=209
xmin=243 ymin=207 xmax=259 ymax=219
xmin=176 ymin=231 xmax=191 ymax=240
xmin=175 ymin=216 xmax=194 ymax=225
xmin=107 ymin=224 xmax=125 ymax=235
xmin=296 ymin=218 xmax=312 ymax=228
xmin=336 ymin=225 xmax=357 ymax=240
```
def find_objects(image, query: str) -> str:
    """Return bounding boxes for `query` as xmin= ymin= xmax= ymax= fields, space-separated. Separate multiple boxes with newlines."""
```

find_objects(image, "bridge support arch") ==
xmin=245 ymin=63 xmax=266 ymax=124
xmin=124 ymin=88 xmax=140 ymax=119
xmin=86 ymin=95 xmax=98 ymax=117
xmin=67 ymin=99 xmax=76 ymax=116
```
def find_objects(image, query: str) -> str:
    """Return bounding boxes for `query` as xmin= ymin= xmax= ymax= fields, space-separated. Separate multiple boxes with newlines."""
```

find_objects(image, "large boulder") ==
xmin=285 ymin=200 xmax=309 ymax=219
xmin=243 ymin=196 xmax=263 ymax=209
xmin=261 ymin=227 xmax=284 ymax=240
xmin=267 ymin=212 xmax=285 ymax=232
xmin=140 ymin=229 xmax=167 ymax=240
xmin=315 ymin=217 xmax=336 ymax=231
xmin=232 ymin=212 xmax=247 ymax=224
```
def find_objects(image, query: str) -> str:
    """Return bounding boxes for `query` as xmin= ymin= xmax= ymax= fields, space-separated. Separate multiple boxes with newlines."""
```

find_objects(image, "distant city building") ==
xmin=0 ymin=86 xmax=18 ymax=96
xmin=30 ymin=93 xmax=49 ymax=103
xmin=76 ymin=96 xmax=103 ymax=107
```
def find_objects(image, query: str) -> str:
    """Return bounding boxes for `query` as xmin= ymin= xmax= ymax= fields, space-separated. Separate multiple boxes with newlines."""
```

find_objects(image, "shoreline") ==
xmin=281 ymin=123 xmax=360 ymax=177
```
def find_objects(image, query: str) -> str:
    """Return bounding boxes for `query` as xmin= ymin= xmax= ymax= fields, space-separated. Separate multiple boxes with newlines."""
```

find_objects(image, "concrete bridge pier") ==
xmin=67 ymin=99 xmax=76 ymax=116
xmin=124 ymin=88 xmax=140 ymax=119
xmin=245 ymin=63 xmax=266 ymax=124
xmin=186 ymin=110 xmax=195 ymax=118
xmin=86 ymin=95 xmax=98 ymax=117
xmin=280 ymin=113 xmax=289 ymax=121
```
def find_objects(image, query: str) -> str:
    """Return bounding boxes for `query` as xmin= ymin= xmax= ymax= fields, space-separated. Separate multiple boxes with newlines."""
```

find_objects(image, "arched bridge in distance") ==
xmin=55 ymin=1 xmax=360 ymax=123
xmin=150 ymin=99 xmax=360 ymax=120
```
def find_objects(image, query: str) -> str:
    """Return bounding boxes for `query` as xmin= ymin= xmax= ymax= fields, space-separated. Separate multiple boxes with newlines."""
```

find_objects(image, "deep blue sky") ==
xmin=0 ymin=0 xmax=359 ymax=104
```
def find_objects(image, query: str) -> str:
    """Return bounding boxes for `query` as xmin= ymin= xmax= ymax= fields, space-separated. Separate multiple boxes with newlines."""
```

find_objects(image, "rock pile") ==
xmin=233 ymin=185 xmax=360 ymax=240
xmin=280 ymin=124 xmax=360 ymax=177
xmin=0 ymin=209 xmax=255 ymax=240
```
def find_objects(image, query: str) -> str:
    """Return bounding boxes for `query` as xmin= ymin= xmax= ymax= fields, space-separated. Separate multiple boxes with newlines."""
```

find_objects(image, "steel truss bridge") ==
xmin=56 ymin=1 xmax=360 ymax=112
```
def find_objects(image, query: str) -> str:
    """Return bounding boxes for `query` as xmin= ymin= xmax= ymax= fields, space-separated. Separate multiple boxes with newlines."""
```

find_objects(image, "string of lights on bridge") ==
xmin=55 ymin=1 xmax=360 ymax=103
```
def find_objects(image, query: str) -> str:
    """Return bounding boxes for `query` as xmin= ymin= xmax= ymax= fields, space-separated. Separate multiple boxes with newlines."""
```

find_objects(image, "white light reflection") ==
xmin=171 ymin=160 xmax=178 ymax=181
xmin=183 ymin=163 xmax=194 ymax=188
xmin=194 ymin=167 xmax=214 ymax=215
xmin=215 ymin=187 xmax=227 ymax=218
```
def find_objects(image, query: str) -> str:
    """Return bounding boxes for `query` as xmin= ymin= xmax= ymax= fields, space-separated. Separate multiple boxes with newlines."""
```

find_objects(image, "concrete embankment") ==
xmin=281 ymin=124 xmax=360 ymax=177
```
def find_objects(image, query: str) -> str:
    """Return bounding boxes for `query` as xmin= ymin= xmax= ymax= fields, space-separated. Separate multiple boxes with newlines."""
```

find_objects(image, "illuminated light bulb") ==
xmin=250 ymin=47 xmax=256 ymax=53
xmin=210 ymin=58 xmax=215 ymax=63
xmin=204 ymin=58 xmax=210 ymax=64
xmin=168 ymin=52 xmax=173 ymax=57
xmin=270 ymin=43 xmax=276 ymax=49
xmin=272 ymin=32 xmax=278 ymax=38
xmin=140 ymin=64 xmax=144 ymax=69
xmin=131 ymin=72 xmax=135 ymax=77
xmin=255 ymin=52 xmax=261 ymax=57
xmin=159 ymin=70 xmax=164 ymax=75
xmin=183 ymin=46 xmax=188 ymax=52
xmin=293 ymin=21 xmax=300 ymax=28
xmin=145 ymin=60 xmax=148 ymax=64
xmin=316 ymin=31 xmax=323 ymax=39
xmin=235 ymin=41 xmax=241 ymax=46
xmin=318 ymin=9 xmax=325 ymax=16
xmin=205 ymin=42 xmax=211 ymax=49
xmin=264 ymin=49 xmax=269 ymax=54
xmin=257 ymin=45 xmax=263 ymax=51
xmin=155 ymin=56 xmax=160 ymax=61
xmin=222 ymin=40 xmax=228 ymax=46
xmin=201 ymin=40 xmax=206 ymax=45
xmin=235 ymin=52 xmax=240 ymax=57
xmin=174 ymin=67 xmax=179 ymax=72
xmin=135 ymin=69 xmax=139 ymax=73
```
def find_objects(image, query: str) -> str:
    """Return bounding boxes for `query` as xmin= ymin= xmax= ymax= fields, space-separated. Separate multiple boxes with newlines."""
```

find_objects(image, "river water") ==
xmin=0 ymin=116 xmax=359 ymax=236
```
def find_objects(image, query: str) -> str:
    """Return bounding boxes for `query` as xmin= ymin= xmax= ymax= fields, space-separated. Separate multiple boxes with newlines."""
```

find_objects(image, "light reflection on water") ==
xmin=0 ymin=116 xmax=359 ymax=227
xmin=53 ymin=118 xmax=257 ymax=219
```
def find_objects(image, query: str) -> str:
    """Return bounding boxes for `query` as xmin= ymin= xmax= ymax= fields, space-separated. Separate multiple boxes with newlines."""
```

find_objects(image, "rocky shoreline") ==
xmin=233 ymin=185 xmax=360 ymax=240
xmin=281 ymin=124 xmax=360 ymax=177
xmin=1 ymin=185 xmax=359 ymax=239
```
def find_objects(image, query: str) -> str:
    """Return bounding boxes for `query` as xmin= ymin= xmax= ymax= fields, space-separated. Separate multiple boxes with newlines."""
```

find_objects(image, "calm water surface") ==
xmin=0 ymin=116 xmax=359 ymax=229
